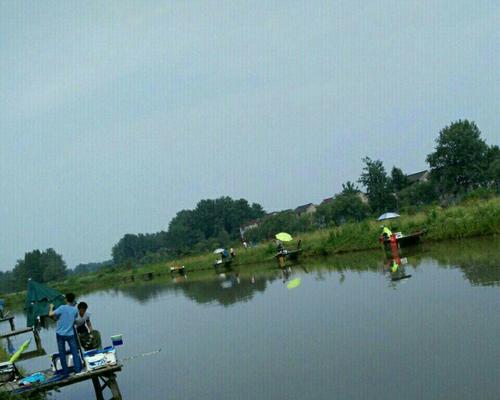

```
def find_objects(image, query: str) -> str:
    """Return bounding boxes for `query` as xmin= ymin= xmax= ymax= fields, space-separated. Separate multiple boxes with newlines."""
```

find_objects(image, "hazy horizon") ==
xmin=1 ymin=1 xmax=498 ymax=269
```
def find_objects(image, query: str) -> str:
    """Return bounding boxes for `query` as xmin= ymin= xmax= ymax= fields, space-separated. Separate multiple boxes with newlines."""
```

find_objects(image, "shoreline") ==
xmin=4 ymin=197 xmax=499 ymax=309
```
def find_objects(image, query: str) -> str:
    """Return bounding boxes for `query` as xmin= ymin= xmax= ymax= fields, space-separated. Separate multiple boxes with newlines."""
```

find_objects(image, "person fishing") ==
xmin=276 ymin=240 xmax=284 ymax=253
xmin=75 ymin=302 xmax=102 ymax=350
xmin=48 ymin=293 xmax=82 ymax=377
xmin=381 ymin=225 xmax=393 ymax=240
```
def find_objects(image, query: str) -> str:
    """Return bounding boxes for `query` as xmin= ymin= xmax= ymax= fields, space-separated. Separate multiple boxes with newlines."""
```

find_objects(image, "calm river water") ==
xmin=11 ymin=238 xmax=500 ymax=399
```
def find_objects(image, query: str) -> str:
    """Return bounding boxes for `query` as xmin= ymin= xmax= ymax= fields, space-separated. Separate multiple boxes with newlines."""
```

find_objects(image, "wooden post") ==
xmin=92 ymin=376 xmax=104 ymax=400
xmin=33 ymin=329 xmax=42 ymax=352
xmin=108 ymin=374 xmax=122 ymax=399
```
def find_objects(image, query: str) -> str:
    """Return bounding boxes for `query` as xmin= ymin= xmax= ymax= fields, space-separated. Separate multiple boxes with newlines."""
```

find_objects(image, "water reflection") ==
xmin=118 ymin=271 xmax=271 ymax=307
xmin=383 ymin=240 xmax=413 ymax=285
xmin=425 ymin=239 xmax=500 ymax=286
xmin=112 ymin=237 xmax=500 ymax=307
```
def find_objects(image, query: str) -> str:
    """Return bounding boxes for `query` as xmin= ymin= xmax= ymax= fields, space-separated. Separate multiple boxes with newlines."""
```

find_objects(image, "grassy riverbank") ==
xmin=4 ymin=197 xmax=499 ymax=309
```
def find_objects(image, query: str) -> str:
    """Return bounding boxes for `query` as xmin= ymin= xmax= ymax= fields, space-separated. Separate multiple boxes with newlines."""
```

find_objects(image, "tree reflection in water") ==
xmin=117 ymin=236 xmax=499 ymax=306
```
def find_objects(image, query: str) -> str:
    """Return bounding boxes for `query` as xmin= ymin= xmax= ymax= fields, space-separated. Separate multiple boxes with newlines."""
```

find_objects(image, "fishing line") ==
xmin=120 ymin=348 xmax=162 ymax=363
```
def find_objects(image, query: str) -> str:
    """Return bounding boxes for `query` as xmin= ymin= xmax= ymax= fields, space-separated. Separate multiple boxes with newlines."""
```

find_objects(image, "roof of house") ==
xmin=407 ymin=170 xmax=429 ymax=183
xmin=295 ymin=203 xmax=315 ymax=213
xmin=321 ymin=197 xmax=334 ymax=205
xmin=240 ymin=219 xmax=260 ymax=228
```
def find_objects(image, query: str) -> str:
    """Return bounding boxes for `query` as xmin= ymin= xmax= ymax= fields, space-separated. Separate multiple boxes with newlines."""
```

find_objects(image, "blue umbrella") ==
xmin=377 ymin=212 xmax=400 ymax=221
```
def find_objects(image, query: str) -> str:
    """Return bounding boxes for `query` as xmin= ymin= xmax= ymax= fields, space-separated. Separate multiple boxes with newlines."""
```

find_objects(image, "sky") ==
xmin=0 ymin=0 xmax=498 ymax=269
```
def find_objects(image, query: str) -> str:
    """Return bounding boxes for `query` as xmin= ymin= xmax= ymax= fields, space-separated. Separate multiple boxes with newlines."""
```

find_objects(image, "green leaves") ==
xmin=10 ymin=248 xmax=67 ymax=291
xmin=358 ymin=157 xmax=396 ymax=213
xmin=111 ymin=197 xmax=266 ymax=264
xmin=426 ymin=120 xmax=489 ymax=194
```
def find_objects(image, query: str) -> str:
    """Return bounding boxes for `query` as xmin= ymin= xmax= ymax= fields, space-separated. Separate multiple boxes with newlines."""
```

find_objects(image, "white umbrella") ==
xmin=377 ymin=212 xmax=400 ymax=221
xmin=213 ymin=248 xmax=225 ymax=254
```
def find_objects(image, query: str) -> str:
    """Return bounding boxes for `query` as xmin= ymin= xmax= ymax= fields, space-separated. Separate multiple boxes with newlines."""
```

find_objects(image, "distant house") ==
xmin=239 ymin=219 xmax=261 ymax=239
xmin=295 ymin=203 xmax=317 ymax=216
xmin=407 ymin=170 xmax=430 ymax=184
xmin=320 ymin=197 xmax=334 ymax=205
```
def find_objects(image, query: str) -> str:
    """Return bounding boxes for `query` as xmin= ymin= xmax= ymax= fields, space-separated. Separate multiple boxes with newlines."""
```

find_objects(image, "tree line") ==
xmin=0 ymin=248 xmax=68 ymax=293
xmin=110 ymin=197 xmax=265 ymax=265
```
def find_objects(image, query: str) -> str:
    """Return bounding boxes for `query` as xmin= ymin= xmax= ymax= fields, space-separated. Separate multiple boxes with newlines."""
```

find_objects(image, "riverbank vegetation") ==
xmin=0 ymin=119 xmax=498 ymax=300
xmin=3 ymin=196 xmax=499 ymax=311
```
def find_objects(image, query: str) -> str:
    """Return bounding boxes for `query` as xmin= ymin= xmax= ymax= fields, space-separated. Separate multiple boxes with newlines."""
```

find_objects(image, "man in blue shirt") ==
xmin=49 ymin=293 xmax=82 ymax=377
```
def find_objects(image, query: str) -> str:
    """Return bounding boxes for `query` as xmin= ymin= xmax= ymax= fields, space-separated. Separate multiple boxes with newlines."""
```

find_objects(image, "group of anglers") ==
xmin=48 ymin=293 xmax=101 ymax=378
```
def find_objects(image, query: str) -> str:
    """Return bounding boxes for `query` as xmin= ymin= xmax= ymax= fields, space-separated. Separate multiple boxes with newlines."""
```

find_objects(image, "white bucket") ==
xmin=83 ymin=351 xmax=106 ymax=370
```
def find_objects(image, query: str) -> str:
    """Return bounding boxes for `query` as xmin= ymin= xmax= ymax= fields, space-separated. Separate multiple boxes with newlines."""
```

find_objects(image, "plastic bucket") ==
xmin=111 ymin=334 xmax=123 ymax=346
xmin=102 ymin=346 xmax=117 ymax=365
xmin=83 ymin=351 xmax=106 ymax=371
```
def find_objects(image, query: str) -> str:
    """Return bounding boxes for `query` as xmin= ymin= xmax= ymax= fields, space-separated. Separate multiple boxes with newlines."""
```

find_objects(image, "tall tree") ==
xmin=12 ymin=248 xmax=67 ymax=290
xmin=399 ymin=181 xmax=438 ymax=207
xmin=358 ymin=157 xmax=395 ymax=212
xmin=341 ymin=181 xmax=360 ymax=195
xmin=391 ymin=167 xmax=408 ymax=192
xmin=41 ymin=248 xmax=68 ymax=282
xmin=426 ymin=120 xmax=489 ymax=194
xmin=486 ymin=145 xmax=500 ymax=192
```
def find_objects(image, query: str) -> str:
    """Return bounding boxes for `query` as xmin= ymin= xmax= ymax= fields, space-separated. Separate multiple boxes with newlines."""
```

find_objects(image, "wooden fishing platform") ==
xmin=0 ymin=364 xmax=123 ymax=399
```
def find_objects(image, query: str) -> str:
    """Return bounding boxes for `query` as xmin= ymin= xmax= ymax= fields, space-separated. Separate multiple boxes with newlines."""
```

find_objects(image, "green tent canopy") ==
xmin=25 ymin=280 xmax=65 ymax=327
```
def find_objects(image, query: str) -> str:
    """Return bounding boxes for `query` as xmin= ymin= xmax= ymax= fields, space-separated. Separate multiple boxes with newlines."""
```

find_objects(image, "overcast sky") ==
xmin=0 ymin=0 xmax=498 ymax=269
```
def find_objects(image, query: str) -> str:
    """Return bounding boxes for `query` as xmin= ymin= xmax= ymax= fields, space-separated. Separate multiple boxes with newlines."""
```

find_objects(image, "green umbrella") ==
xmin=25 ymin=280 xmax=65 ymax=327
xmin=9 ymin=339 xmax=31 ymax=363
xmin=275 ymin=232 xmax=293 ymax=242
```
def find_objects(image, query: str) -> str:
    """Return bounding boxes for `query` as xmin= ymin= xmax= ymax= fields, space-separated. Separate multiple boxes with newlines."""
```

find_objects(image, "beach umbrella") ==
xmin=377 ymin=212 xmax=400 ymax=221
xmin=213 ymin=248 xmax=226 ymax=254
xmin=25 ymin=280 xmax=65 ymax=327
xmin=275 ymin=232 xmax=293 ymax=242
xmin=287 ymin=278 xmax=301 ymax=289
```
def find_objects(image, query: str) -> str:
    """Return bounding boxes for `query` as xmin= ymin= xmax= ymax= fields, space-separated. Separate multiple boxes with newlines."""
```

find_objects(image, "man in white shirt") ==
xmin=75 ymin=302 xmax=102 ymax=350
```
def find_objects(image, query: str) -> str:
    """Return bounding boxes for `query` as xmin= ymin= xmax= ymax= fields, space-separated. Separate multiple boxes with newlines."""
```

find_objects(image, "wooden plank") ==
xmin=0 ymin=327 xmax=32 ymax=339
xmin=16 ymin=348 xmax=47 ymax=361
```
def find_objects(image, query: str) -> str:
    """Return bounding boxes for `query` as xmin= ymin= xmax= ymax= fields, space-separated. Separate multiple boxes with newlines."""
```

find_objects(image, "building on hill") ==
xmin=407 ymin=170 xmax=430 ymax=184
xmin=357 ymin=192 xmax=369 ymax=204
xmin=321 ymin=197 xmax=334 ymax=205
xmin=239 ymin=219 xmax=261 ymax=239
xmin=295 ymin=203 xmax=317 ymax=216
